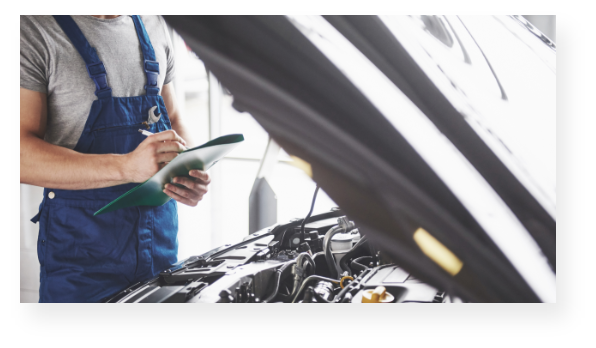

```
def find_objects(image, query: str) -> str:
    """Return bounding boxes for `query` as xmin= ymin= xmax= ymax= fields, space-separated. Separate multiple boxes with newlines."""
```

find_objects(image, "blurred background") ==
xmin=19 ymin=15 xmax=555 ymax=303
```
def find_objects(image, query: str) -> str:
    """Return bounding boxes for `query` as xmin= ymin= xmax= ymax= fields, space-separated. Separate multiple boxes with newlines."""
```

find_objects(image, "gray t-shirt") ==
xmin=20 ymin=15 xmax=175 ymax=149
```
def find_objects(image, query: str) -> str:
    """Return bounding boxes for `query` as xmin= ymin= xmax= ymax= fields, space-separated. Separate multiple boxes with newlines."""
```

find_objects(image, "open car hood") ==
xmin=163 ymin=15 xmax=556 ymax=302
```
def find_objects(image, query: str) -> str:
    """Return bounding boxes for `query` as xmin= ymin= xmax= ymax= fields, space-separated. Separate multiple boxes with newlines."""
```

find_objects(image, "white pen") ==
xmin=139 ymin=129 xmax=188 ymax=150
xmin=138 ymin=129 xmax=154 ymax=136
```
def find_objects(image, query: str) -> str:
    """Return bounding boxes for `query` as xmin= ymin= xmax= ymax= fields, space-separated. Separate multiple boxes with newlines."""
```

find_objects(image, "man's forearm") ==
xmin=162 ymin=83 xmax=193 ymax=148
xmin=20 ymin=134 xmax=129 ymax=190
xmin=170 ymin=117 xmax=193 ymax=148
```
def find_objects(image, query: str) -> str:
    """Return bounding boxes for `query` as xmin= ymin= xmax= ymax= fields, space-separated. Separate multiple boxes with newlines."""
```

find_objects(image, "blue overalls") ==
xmin=30 ymin=15 xmax=178 ymax=303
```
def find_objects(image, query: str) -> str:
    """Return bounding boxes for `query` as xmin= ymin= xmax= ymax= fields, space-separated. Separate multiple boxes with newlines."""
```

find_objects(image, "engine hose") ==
xmin=300 ymin=185 xmax=320 ymax=244
xmin=288 ymin=252 xmax=317 ymax=300
xmin=339 ymin=236 xmax=369 ymax=276
xmin=311 ymin=251 xmax=325 ymax=263
xmin=295 ymin=252 xmax=316 ymax=276
xmin=291 ymin=275 xmax=340 ymax=303
xmin=323 ymin=225 xmax=345 ymax=279
xmin=351 ymin=256 xmax=373 ymax=273
xmin=262 ymin=260 xmax=296 ymax=303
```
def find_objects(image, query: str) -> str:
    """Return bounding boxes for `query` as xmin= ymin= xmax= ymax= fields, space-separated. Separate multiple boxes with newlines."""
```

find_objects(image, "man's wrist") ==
xmin=111 ymin=154 xmax=130 ymax=184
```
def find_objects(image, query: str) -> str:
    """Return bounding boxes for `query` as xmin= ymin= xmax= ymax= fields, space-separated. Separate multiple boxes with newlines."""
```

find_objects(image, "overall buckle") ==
xmin=144 ymin=59 xmax=160 ymax=93
xmin=86 ymin=62 xmax=112 ymax=97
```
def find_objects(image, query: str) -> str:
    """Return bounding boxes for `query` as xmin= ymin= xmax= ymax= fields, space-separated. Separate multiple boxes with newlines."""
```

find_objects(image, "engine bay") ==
xmin=105 ymin=209 xmax=452 ymax=303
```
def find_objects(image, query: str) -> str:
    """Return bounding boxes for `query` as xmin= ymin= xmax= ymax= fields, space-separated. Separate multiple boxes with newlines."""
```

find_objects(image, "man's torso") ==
xmin=20 ymin=15 xmax=175 ymax=149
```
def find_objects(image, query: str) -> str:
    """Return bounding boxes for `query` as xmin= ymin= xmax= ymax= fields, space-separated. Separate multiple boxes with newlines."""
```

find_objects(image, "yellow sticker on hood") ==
xmin=290 ymin=156 xmax=313 ymax=178
xmin=413 ymin=227 xmax=463 ymax=276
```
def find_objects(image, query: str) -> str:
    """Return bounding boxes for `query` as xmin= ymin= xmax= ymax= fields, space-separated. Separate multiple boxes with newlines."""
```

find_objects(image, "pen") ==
xmin=139 ymin=129 xmax=188 ymax=151
xmin=138 ymin=129 xmax=154 ymax=136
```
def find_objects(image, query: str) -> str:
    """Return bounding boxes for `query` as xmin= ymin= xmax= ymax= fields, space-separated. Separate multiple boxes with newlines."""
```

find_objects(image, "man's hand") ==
xmin=164 ymin=170 xmax=211 ymax=207
xmin=123 ymin=130 xmax=187 ymax=183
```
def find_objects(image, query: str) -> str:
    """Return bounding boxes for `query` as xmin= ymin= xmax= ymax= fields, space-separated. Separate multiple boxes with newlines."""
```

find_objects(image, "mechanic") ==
xmin=20 ymin=15 xmax=208 ymax=302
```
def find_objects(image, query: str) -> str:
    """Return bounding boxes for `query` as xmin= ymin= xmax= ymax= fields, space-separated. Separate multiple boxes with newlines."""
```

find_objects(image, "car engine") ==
xmin=104 ymin=206 xmax=453 ymax=303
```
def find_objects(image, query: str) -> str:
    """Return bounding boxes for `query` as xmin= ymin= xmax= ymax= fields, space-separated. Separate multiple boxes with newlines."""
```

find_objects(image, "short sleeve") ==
xmin=159 ymin=16 xmax=176 ymax=85
xmin=20 ymin=16 xmax=51 ymax=94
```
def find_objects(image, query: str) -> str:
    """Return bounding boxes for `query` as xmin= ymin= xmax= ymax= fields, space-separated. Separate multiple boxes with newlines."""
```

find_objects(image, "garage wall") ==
xmin=20 ymin=184 xmax=43 ymax=303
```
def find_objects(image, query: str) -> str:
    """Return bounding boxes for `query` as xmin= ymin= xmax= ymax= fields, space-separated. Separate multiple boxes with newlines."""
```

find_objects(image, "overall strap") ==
xmin=52 ymin=16 xmax=112 ymax=99
xmin=131 ymin=15 xmax=160 ymax=96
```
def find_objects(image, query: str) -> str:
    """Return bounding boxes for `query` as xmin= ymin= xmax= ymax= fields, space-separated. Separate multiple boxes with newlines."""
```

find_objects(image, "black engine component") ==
xmin=104 ymin=210 xmax=445 ymax=304
xmin=312 ymin=281 xmax=335 ymax=303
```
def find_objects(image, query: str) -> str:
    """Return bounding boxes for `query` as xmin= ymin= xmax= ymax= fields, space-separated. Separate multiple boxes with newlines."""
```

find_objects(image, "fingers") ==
xmin=189 ymin=170 xmax=211 ymax=184
xmin=163 ymin=186 xmax=197 ymax=206
xmin=172 ymin=177 xmax=209 ymax=193
xmin=154 ymin=140 xmax=186 ymax=153
xmin=164 ymin=182 xmax=207 ymax=200
xmin=164 ymin=182 xmax=207 ymax=207
xmin=148 ymin=129 xmax=187 ymax=147
xmin=156 ymin=152 xmax=179 ymax=163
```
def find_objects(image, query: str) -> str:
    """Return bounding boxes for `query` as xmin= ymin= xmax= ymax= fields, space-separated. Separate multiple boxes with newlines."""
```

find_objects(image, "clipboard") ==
xmin=94 ymin=134 xmax=244 ymax=216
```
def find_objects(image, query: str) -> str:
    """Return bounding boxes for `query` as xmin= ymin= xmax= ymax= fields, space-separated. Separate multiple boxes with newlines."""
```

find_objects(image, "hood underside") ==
xmin=163 ymin=15 xmax=556 ymax=302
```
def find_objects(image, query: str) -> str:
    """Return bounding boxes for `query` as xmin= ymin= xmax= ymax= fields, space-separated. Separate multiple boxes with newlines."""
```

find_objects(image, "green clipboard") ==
xmin=94 ymin=134 xmax=244 ymax=216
